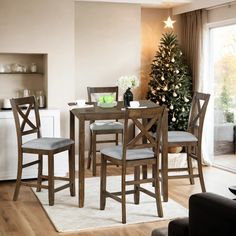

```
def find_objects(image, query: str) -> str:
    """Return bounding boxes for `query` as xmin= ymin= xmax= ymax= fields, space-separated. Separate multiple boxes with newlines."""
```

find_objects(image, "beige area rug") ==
xmin=33 ymin=175 xmax=188 ymax=232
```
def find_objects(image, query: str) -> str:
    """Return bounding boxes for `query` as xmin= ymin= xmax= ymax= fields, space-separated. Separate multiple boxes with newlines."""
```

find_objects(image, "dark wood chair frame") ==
xmin=100 ymin=106 xmax=166 ymax=224
xmin=87 ymin=86 xmax=123 ymax=176
xmin=10 ymin=96 xmax=75 ymax=206
xmin=166 ymin=92 xmax=210 ymax=192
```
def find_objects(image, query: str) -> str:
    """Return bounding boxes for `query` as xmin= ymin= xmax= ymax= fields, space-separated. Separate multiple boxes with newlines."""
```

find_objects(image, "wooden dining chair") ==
xmin=166 ymin=92 xmax=210 ymax=192
xmin=87 ymin=86 xmax=123 ymax=176
xmin=100 ymin=106 xmax=166 ymax=224
xmin=10 ymin=96 xmax=75 ymax=206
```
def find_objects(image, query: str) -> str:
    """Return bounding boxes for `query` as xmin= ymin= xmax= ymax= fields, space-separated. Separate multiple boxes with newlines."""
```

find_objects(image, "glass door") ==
xmin=210 ymin=23 xmax=236 ymax=172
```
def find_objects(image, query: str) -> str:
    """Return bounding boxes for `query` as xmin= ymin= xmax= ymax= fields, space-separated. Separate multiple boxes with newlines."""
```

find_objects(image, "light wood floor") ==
xmin=1 ymin=165 xmax=236 ymax=236
xmin=214 ymin=154 xmax=236 ymax=172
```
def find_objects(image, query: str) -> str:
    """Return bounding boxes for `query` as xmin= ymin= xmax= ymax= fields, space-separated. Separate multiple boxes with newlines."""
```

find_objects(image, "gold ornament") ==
xmin=162 ymin=96 xmax=166 ymax=102
xmin=170 ymin=104 xmax=174 ymax=110
xmin=172 ymin=116 xmax=176 ymax=122
xmin=163 ymin=85 xmax=168 ymax=91
xmin=173 ymin=91 xmax=177 ymax=97
xmin=184 ymin=97 xmax=189 ymax=102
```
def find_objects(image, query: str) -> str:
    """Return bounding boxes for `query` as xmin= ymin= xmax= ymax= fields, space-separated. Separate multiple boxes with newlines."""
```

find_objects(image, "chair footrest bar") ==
xmin=139 ymin=187 xmax=155 ymax=198
xmin=126 ymin=178 xmax=153 ymax=185
xmin=22 ymin=182 xmax=48 ymax=189
xmin=54 ymin=183 xmax=71 ymax=193
xmin=168 ymin=174 xmax=199 ymax=179
xmin=110 ymin=190 xmax=135 ymax=196
xmin=95 ymin=140 xmax=117 ymax=144
xmin=41 ymin=175 xmax=70 ymax=181
xmin=168 ymin=168 xmax=189 ymax=172
xmin=189 ymin=153 xmax=197 ymax=160
xmin=22 ymin=160 xmax=40 ymax=168
xmin=105 ymin=191 xmax=122 ymax=203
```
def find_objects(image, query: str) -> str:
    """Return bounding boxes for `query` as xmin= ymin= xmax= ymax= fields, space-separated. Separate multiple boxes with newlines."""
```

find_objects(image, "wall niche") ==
xmin=0 ymin=53 xmax=48 ymax=109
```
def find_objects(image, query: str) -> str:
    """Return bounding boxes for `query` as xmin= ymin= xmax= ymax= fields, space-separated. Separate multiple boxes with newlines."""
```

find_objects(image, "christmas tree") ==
xmin=147 ymin=31 xmax=192 ymax=131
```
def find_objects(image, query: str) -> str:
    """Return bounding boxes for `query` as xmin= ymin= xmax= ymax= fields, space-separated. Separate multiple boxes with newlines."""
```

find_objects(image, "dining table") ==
xmin=69 ymin=100 xmax=168 ymax=208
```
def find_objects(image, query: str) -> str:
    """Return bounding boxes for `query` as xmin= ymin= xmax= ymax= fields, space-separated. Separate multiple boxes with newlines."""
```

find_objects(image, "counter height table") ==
xmin=69 ymin=100 xmax=168 ymax=207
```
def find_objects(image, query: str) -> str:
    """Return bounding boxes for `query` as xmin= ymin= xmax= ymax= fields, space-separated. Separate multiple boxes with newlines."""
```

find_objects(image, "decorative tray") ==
xmin=98 ymin=101 xmax=117 ymax=108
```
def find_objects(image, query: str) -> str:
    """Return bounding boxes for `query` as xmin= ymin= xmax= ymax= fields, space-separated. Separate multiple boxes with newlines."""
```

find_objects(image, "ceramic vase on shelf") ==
xmin=123 ymin=87 xmax=133 ymax=107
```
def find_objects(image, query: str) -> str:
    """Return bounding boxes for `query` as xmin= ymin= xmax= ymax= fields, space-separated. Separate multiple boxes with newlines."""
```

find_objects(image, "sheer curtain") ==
xmin=181 ymin=9 xmax=213 ymax=164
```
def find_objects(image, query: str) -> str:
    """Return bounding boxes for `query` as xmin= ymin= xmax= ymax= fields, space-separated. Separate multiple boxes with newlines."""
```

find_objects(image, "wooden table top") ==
xmin=69 ymin=100 xmax=159 ymax=120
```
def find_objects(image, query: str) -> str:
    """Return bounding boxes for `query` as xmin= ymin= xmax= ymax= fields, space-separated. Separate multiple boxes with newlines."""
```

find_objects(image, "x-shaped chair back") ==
xmin=187 ymin=92 xmax=210 ymax=144
xmin=122 ymin=106 xmax=165 ymax=161
xmin=11 ymin=96 xmax=41 ymax=148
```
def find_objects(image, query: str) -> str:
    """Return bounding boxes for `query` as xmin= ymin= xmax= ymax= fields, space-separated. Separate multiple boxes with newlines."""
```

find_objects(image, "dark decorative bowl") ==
xmin=229 ymin=186 xmax=236 ymax=195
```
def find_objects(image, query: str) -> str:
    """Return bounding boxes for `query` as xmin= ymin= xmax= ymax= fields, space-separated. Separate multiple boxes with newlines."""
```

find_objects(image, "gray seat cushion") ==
xmin=100 ymin=145 xmax=154 ymax=160
xmin=90 ymin=121 xmax=123 ymax=131
xmin=22 ymin=137 xmax=74 ymax=150
xmin=168 ymin=131 xmax=197 ymax=143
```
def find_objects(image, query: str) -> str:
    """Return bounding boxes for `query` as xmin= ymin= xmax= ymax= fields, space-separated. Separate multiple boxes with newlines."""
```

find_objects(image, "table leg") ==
xmin=162 ymin=109 xmax=168 ymax=202
xmin=79 ymin=118 xmax=85 ymax=207
xmin=70 ymin=111 xmax=75 ymax=140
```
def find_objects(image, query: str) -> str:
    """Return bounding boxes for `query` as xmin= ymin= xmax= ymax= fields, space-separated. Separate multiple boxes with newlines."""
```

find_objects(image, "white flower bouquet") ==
xmin=117 ymin=75 xmax=139 ymax=91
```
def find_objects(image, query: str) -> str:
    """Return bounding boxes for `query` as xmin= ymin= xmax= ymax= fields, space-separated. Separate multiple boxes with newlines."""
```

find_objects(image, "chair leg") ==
xmin=154 ymin=162 xmax=163 ymax=217
xmin=100 ymin=154 xmax=107 ymax=210
xmin=152 ymin=164 xmax=156 ymax=187
xmin=115 ymin=133 xmax=119 ymax=145
xmin=13 ymin=152 xmax=23 ymax=201
xmin=142 ymin=165 xmax=148 ymax=179
xmin=36 ymin=154 xmax=43 ymax=192
xmin=69 ymin=145 xmax=76 ymax=196
xmin=87 ymin=131 xmax=92 ymax=169
xmin=48 ymin=153 xmax=55 ymax=206
xmin=197 ymin=149 xmax=206 ymax=192
xmin=121 ymin=166 xmax=126 ymax=224
xmin=187 ymin=146 xmax=195 ymax=185
xmin=92 ymin=132 xmax=97 ymax=176
xmin=134 ymin=166 xmax=140 ymax=204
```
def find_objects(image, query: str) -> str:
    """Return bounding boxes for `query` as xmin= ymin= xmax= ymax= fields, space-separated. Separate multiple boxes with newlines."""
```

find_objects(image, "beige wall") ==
xmin=141 ymin=8 xmax=181 ymax=99
xmin=75 ymin=2 xmax=141 ymax=100
xmin=0 ymin=0 xmax=75 ymax=136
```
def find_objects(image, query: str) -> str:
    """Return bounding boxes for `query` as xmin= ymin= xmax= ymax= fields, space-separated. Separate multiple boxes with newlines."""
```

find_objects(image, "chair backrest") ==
xmin=188 ymin=92 xmax=210 ymax=143
xmin=87 ymin=86 xmax=119 ymax=102
xmin=122 ymin=106 xmax=166 ymax=161
xmin=10 ymin=96 xmax=41 ymax=147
